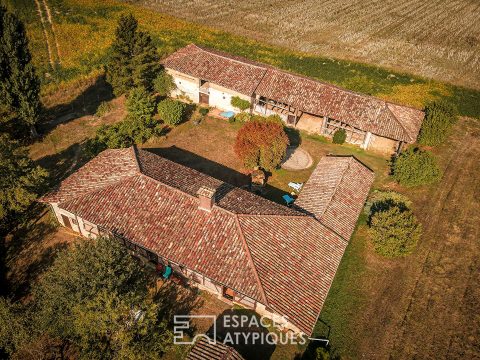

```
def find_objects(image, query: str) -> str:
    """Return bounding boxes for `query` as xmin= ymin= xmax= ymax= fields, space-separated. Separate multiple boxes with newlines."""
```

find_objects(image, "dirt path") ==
xmin=352 ymin=118 xmax=480 ymax=359
xmin=33 ymin=0 xmax=55 ymax=68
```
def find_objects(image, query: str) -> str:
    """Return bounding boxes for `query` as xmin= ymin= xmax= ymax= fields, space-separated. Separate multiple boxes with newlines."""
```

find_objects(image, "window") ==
xmin=222 ymin=287 xmax=235 ymax=301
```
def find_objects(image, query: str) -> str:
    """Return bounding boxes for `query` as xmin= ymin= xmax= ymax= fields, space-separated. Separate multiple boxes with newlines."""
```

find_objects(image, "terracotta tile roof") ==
xmin=238 ymin=215 xmax=347 ymax=335
xmin=163 ymin=45 xmax=424 ymax=142
xmin=255 ymin=68 xmax=424 ymax=142
xmin=42 ymin=147 xmax=372 ymax=335
xmin=187 ymin=337 xmax=244 ymax=360
xmin=162 ymin=44 xmax=267 ymax=96
xmin=41 ymin=148 xmax=139 ymax=203
xmin=295 ymin=156 xmax=375 ymax=240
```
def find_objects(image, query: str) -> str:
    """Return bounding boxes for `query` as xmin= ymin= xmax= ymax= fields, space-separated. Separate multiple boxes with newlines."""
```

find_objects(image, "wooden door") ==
xmin=199 ymin=92 xmax=209 ymax=105
xmin=61 ymin=214 xmax=73 ymax=230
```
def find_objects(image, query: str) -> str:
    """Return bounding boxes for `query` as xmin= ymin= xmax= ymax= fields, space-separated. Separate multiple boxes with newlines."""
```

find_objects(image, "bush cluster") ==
xmin=153 ymin=70 xmax=176 ymax=97
xmin=234 ymin=115 xmax=289 ymax=171
xmin=157 ymin=98 xmax=186 ymax=126
xmin=126 ymin=86 xmax=155 ymax=121
xmin=368 ymin=192 xmax=422 ymax=257
xmin=231 ymin=96 xmax=250 ymax=112
xmin=392 ymin=147 xmax=441 ymax=187
xmin=332 ymin=129 xmax=347 ymax=144
xmin=417 ymin=100 xmax=458 ymax=146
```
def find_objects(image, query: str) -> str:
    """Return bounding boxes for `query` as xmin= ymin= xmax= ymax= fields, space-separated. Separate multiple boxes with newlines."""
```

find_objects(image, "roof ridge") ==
xmin=59 ymin=174 xmax=140 ymax=206
xmin=131 ymin=145 xmax=142 ymax=173
xmin=236 ymin=213 xmax=307 ymax=218
xmin=234 ymin=215 xmax=269 ymax=305
xmin=384 ymin=103 xmax=414 ymax=142
xmin=316 ymin=157 xmax=351 ymax=220
xmin=194 ymin=43 xmax=269 ymax=71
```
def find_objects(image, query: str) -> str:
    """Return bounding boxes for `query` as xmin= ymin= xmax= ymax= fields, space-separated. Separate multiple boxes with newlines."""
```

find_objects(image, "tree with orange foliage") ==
xmin=234 ymin=115 xmax=289 ymax=171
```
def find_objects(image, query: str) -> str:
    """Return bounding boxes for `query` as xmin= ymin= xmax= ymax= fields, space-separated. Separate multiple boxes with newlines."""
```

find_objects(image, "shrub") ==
xmin=85 ymin=117 xmax=163 ymax=158
xmin=153 ymin=70 xmax=176 ymax=97
xmin=365 ymin=190 xmax=412 ymax=217
xmin=370 ymin=205 xmax=422 ymax=257
xmin=392 ymin=147 xmax=441 ymax=186
xmin=234 ymin=116 xmax=289 ymax=171
xmin=332 ymin=128 xmax=347 ymax=144
xmin=95 ymin=101 xmax=113 ymax=117
xmin=231 ymin=96 xmax=250 ymax=112
xmin=418 ymin=100 xmax=458 ymax=146
xmin=126 ymin=86 xmax=155 ymax=121
xmin=199 ymin=107 xmax=209 ymax=116
xmin=157 ymin=99 xmax=186 ymax=126
xmin=234 ymin=112 xmax=251 ymax=123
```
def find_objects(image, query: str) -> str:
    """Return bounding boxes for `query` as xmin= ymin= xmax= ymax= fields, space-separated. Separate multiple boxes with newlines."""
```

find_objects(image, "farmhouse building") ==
xmin=163 ymin=44 xmax=424 ymax=153
xmin=41 ymin=146 xmax=374 ymax=335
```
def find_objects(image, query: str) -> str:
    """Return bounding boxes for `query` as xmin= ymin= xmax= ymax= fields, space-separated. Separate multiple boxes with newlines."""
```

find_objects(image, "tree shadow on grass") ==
xmin=40 ymin=75 xmax=114 ymax=136
xmin=4 ymin=203 xmax=69 ymax=299
xmin=155 ymin=281 xmax=204 ymax=336
xmin=36 ymin=141 xmax=92 ymax=189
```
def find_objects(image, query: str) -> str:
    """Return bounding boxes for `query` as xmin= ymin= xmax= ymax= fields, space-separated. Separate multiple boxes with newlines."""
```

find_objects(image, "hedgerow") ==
xmin=417 ymin=100 xmax=458 ymax=146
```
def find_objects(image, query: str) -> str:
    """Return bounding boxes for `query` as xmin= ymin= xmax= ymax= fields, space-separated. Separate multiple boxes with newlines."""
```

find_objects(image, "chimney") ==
xmin=197 ymin=186 xmax=216 ymax=212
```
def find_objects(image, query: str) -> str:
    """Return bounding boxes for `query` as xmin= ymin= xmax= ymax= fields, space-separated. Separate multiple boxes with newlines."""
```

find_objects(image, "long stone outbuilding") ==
xmin=163 ymin=44 xmax=425 ymax=154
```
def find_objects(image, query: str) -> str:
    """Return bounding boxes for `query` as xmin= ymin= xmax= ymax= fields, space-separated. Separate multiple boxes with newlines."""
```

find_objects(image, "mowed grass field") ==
xmin=4 ymin=0 xmax=480 ymax=119
xmin=143 ymin=0 xmax=480 ymax=90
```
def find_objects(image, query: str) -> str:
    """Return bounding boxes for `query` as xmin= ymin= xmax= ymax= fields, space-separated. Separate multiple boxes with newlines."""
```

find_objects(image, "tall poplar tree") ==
xmin=106 ymin=14 xmax=160 ymax=96
xmin=0 ymin=8 xmax=41 ymax=138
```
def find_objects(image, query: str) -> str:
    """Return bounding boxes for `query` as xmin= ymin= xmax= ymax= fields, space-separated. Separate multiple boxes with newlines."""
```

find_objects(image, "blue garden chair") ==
xmin=282 ymin=194 xmax=295 ymax=206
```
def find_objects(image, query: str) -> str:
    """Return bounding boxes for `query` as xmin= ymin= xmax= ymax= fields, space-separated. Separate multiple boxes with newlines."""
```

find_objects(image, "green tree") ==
xmin=392 ymin=147 xmax=441 ymax=187
xmin=418 ymin=100 xmax=458 ymax=146
xmin=0 ymin=298 xmax=30 ymax=357
xmin=0 ymin=9 xmax=41 ymax=138
xmin=0 ymin=134 xmax=47 ymax=222
xmin=131 ymin=30 xmax=161 ymax=90
xmin=234 ymin=116 xmax=289 ymax=170
xmin=157 ymin=98 xmax=186 ymax=126
xmin=370 ymin=205 xmax=422 ymax=257
xmin=106 ymin=14 xmax=160 ymax=96
xmin=332 ymin=129 xmax=347 ymax=144
xmin=33 ymin=236 xmax=172 ymax=358
xmin=126 ymin=86 xmax=156 ymax=121
xmin=153 ymin=70 xmax=175 ymax=97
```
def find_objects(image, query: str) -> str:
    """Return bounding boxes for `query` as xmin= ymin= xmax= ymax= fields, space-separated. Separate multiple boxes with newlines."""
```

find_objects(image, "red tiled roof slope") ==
xmin=136 ymin=148 xmax=300 ymax=216
xmin=187 ymin=337 xmax=244 ymax=360
xmin=162 ymin=43 xmax=267 ymax=96
xmin=295 ymin=156 xmax=374 ymax=240
xmin=60 ymin=175 xmax=263 ymax=300
xmin=163 ymin=45 xmax=424 ymax=142
xmin=238 ymin=215 xmax=347 ymax=335
xmin=42 ymin=148 xmax=139 ymax=203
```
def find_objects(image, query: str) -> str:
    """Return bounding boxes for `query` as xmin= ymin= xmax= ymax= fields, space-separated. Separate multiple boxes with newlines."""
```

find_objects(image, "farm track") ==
xmin=33 ymin=0 xmax=61 ymax=69
xmin=142 ymin=0 xmax=480 ymax=89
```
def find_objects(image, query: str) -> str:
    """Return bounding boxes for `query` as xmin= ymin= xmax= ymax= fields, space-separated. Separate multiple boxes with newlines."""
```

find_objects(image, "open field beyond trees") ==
xmin=141 ymin=0 xmax=480 ymax=90
xmin=4 ymin=0 xmax=480 ymax=119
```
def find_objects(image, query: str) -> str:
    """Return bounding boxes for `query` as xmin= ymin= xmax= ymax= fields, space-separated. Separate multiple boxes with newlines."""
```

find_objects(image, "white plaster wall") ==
xmin=166 ymin=68 xmax=199 ymax=103
xmin=208 ymin=84 xmax=250 ymax=112
xmin=51 ymin=203 xmax=81 ymax=233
